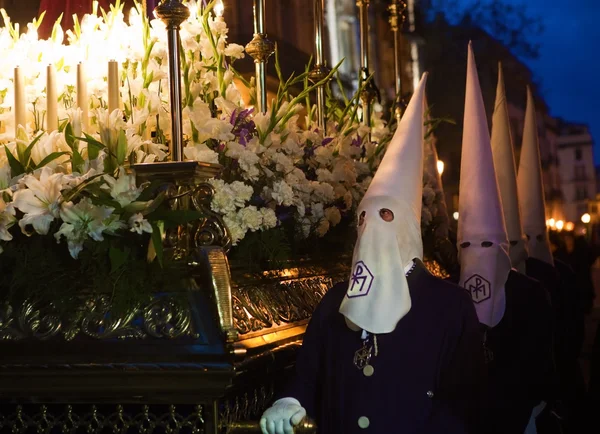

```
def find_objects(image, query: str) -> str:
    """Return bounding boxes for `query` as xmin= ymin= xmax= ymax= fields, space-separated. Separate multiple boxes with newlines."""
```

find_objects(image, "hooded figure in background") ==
xmin=517 ymin=88 xmax=587 ymax=433
xmin=260 ymin=74 xmax=485 ymax=434
xmin=490 ymin=65 xmax=556 ymax=434
xmin=457 ymin=45 xmax=552 ymax=434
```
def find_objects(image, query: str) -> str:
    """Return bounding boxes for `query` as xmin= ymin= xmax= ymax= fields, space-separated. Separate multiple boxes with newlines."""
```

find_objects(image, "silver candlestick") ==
xmin=356 ymin=0 xmax=378 ymax=130
xmin=154 ymin=0 xmax=189 ymax=162
xmin=309 ymin=0 xmax=330 ymax=133
xmin=388 ymin=0 xmax=407 ymax=121
xmin=245 ymin=0 xmax=275 ymax=114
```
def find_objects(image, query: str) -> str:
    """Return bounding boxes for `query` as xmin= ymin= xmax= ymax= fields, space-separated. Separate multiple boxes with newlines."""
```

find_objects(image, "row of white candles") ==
xmin=12 ymin=60 xmax=121 ymax=135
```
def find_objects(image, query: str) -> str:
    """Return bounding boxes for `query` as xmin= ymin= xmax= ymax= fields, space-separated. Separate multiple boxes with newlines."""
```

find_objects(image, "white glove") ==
xmin=260 ymin=397 xmax=307 ymax=434
xmin=524 ymin=401 xmax=547 ymax=434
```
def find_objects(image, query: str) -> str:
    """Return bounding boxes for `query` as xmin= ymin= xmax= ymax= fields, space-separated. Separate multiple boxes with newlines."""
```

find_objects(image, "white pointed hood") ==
xmin=491 ymin=63 xmax=528 ymax=273
xmin=423 ymin=95 xmax=450 ymax=239
xmin=517 ymin=87 xmax=554 ymax=265
xmin=339 ymin=73 xmax=427 ymax=334
xmin=458 ymin=44 xmax=511 ymax=328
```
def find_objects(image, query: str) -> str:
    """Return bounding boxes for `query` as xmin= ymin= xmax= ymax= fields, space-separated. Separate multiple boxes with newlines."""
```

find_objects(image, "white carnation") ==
xmin=230 ymin=181 xmax=254 ymax=207
xmin=223 ymin=213 xmax=247 ymax=246
xmin=260 ymin=207 xmax=278 ymax=229
xmin=210 ymin=179 xmax=236 ymax=214
xmin=238 ymin=205 xmax=263 ymax=232
xmin=270 ymin=180 xmax=294 ymax=206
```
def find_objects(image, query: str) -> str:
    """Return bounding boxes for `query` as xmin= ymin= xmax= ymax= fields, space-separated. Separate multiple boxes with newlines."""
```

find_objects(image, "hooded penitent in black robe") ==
xmin=283 ymin=260 xmax=486 ymax=434
xmin=479 ymin=270 xmax=554 ymax=434
xmin=526 ymin=256 xmax=585 ymax=423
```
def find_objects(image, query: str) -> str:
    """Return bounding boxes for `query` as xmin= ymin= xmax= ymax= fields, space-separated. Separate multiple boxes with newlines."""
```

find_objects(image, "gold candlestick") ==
xmin=388 ymin=0 xmax=407 ymax=121
xmin=245 ymin=0 xmax=275 ymax=114
xmin=154 ymin=0 xmax=189 ymax=162
xmin=309 ymin=0 xmax=330 ymax=133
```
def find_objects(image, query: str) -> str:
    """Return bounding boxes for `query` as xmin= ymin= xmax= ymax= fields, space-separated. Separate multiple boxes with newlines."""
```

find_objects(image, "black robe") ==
xmin=481 ymin=270 xmax=554 ymax=434
xmin=284 ymin=260 xmax=486 ymax=434
xmin=526 ymin=256 xmax=585 ymax=413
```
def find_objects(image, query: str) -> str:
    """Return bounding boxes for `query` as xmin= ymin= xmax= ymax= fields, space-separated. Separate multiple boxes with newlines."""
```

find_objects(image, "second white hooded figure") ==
xmin=458 ymin=43 xmax=511 ymax=328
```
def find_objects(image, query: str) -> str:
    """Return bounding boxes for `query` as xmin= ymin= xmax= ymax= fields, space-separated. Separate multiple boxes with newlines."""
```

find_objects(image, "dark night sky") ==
xmin=455 ymin=0 xmax=600 ymax=163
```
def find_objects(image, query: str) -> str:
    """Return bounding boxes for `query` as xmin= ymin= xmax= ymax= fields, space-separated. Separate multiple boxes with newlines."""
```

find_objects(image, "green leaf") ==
xmin=35 ymin=151 xmax=70 ymax=170
xmin=22 ymin=131 xmax=45 ymax=169
xmin=109 ymin=246 xmax=128 ymax=273
xmin=61 ymin=172 xmax=105 ymax=203
xmin=4 ymin=146 xmax=24 ymax=177
xmin=79 ymin=133 xmax=106 ymax=160
xmin=64 ymin=122 xmax=76 ymax=149
xmin=150 ymin=221 xmax=164 ymax=267
xmin=116 ymin=129 xmax=127 ymax=165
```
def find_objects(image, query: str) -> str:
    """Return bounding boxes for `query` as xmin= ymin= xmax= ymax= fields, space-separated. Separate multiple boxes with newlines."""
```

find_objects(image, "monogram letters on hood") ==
xmin=517 ymin=87 xmax=554 ymax=266
xmin=339 ymin=74 xmax=428 ymax=334
xmin=458 ymin=43 xmax=511 ymax=328
xmin=490 ymin=64 xmax=529 ymax=273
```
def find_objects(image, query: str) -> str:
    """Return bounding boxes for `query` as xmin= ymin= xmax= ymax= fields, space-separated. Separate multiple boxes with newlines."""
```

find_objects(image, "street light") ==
xmin=565 ymin=222 xmax=575 ymax=231
xmin=437 ymin=160 xmax=444 ymax=176
xmin=581 ymin=213 xmax=591 ymax=224
xmin=547 ymin=218 xmax=556 ymax=228
xmin=453 ymin=211 xmax=459 ymax=220
xmin=555 ymin=220 xmax=564 ymax=231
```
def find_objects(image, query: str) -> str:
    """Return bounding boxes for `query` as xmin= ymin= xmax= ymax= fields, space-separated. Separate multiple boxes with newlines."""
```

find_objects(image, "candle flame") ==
xmin=215 ymin=0 xmax=224 ymax=17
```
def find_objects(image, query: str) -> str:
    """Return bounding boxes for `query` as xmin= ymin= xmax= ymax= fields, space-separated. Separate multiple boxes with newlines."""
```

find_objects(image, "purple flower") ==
xmin=351 ymin=136 xmax=362 ymax=148
xmin=322 ymin=137 xmax=334 ymax=146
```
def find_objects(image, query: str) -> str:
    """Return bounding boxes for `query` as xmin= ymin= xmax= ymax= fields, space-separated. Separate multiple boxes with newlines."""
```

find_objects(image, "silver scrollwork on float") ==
xmin=0 ymin=404 xmax=205 ymax=433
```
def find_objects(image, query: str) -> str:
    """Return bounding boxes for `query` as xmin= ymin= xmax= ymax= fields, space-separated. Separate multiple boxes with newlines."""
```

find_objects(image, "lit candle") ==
xmin=13 ymin=66 xmax=26 ymax=133
xmin=77 ymin=62 xmax=89 ymax=131
xmin=107 ymin=60 xmax=119 ymax=114
xmin=46 ymin=64 xmax=58 ymax=132
xmin=215 ymin=0 xmax=225 ymax=22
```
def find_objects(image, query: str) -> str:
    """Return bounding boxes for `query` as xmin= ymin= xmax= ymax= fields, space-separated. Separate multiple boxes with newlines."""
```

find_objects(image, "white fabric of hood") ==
xmin=490 ymin=63 xmax=529 ymax=272
xmin=458 ymin=43 xmax=511 ymax=328
xmin=339 ymin=196 xmax=422 ymax=334
xmin=339 ymin=73 xmax=428 ymax=334
xmin=459 ymin=240 xmax=510 ymax=328
xmin=517 ymin=87 xmax=554 ymax=266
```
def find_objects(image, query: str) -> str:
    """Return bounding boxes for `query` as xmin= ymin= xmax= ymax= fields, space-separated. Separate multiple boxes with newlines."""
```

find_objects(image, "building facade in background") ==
xmin=556 ymin=122 xmax=597 ymax=227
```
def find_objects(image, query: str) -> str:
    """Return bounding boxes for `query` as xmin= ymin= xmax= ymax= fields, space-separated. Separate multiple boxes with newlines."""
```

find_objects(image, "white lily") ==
xmin=55 ymin=198 xmax=124 ymax=258
xmin=103 ymin=168 xmax=143 ymax=208
xmin=12 ymin=167 xmax=65 ymax=235
xmin=0 ymin=194 xmax=16 ymax=244
xmin=128 ymin=213 xmax=153 ymax=235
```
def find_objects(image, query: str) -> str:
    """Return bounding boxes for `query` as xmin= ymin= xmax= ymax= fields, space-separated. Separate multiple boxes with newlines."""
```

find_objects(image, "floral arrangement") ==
xmin=0 ymin=0 xmax=446 ymax=305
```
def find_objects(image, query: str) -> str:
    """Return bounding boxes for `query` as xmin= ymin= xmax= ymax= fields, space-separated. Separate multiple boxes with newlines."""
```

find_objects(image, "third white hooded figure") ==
xmin=491 ymin=63 xmax=529 ymax=274
xmin=517 ymin=87 xmax=554 ymax=266
xmin=339 ymin=75 xmax=427 ymax=334
xmin=458 ymin=43 xmax=511 ymax=328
